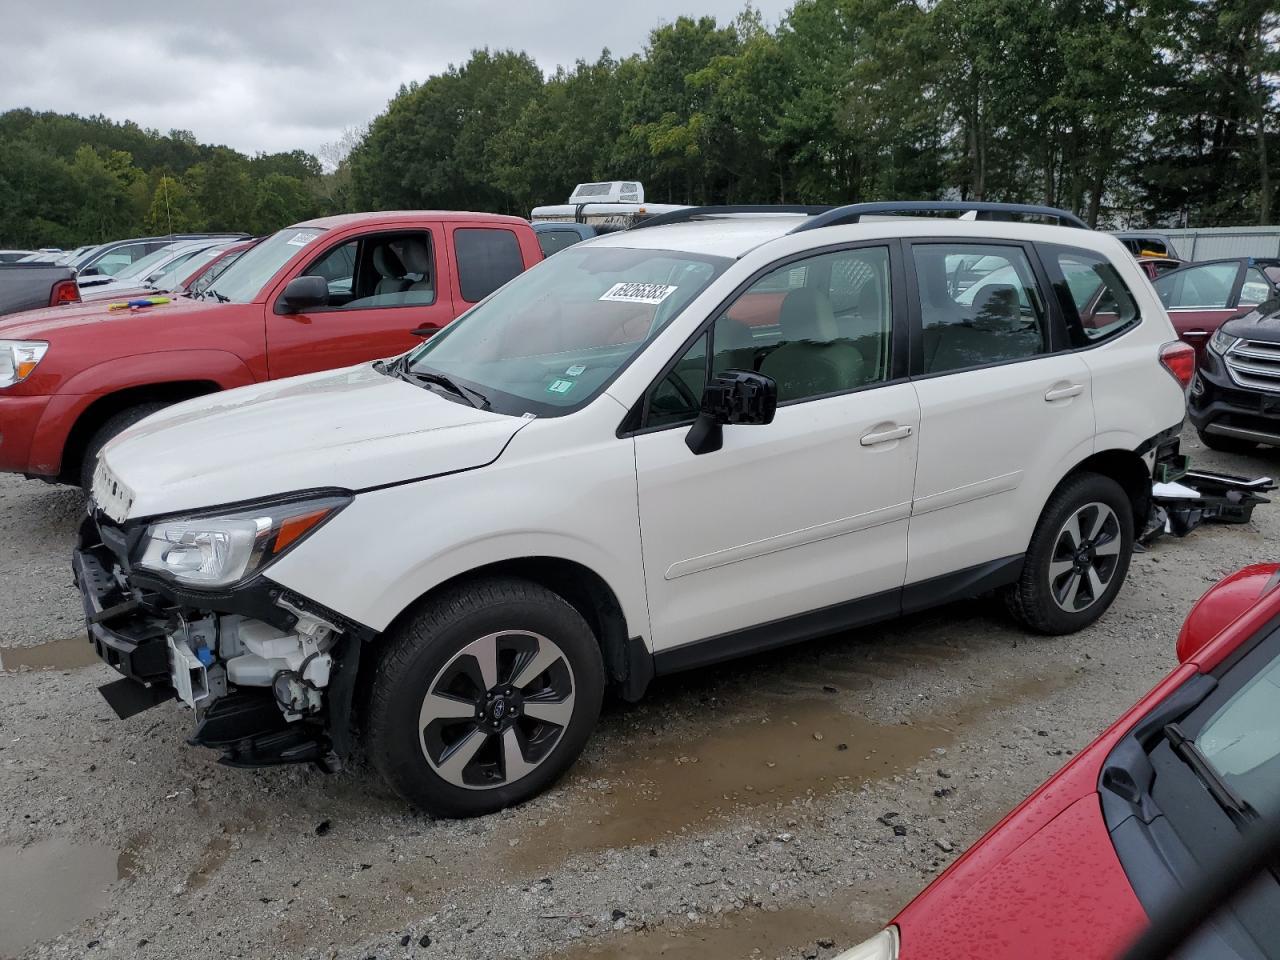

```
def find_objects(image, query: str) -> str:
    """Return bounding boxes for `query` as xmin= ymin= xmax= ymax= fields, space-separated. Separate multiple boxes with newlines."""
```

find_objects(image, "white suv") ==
xmin=76 ymin=202 xmax=1192 ymax=816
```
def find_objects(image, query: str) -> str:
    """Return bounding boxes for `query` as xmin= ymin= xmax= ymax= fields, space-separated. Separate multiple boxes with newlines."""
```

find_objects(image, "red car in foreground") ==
xmin=838 ymin=563 xmax=1280 ymax=960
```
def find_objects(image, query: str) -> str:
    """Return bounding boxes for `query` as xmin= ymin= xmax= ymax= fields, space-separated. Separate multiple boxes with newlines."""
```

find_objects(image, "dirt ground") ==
xmin=1 ymin=426 xmax=1276 ymax=960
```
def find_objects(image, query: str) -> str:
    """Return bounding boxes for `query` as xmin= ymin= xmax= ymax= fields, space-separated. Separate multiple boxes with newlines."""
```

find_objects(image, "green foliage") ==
xmin=0 ymin=110 xmax=330 ymax=246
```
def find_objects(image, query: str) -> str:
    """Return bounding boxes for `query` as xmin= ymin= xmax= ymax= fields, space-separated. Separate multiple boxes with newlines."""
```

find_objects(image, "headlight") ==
xmin=833 ymin=927 xmax=899 ymax=960
xmin=1209 ymin=328 xmax=1238 ymax=355
xmin=136 ymin=494 xmax=350 ymax=588
xmin=0 ymin=340 xmax=49 ymax=387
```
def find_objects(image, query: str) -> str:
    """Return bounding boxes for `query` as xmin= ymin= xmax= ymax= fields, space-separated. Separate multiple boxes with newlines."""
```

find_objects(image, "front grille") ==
xmin=1225 ymin=339 xmax=1280 ymax=394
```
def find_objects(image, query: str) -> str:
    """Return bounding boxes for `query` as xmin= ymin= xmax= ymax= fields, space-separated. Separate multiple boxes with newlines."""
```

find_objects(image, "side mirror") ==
xmin=279 ymin=275 xmax=329 ymax=312
xmin=685 ymin=369 xmax=777 ymax=455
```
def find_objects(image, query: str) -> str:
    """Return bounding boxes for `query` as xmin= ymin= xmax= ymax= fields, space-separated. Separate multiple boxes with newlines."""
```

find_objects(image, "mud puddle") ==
xmin=558 ymin=902 xmax=880 ymax=960
xmin=0 ymin=636 xmax=99 ymax=672
xmin=502 ymin=669 xmax=1072 ymax=872
xmin=0 ymin=838 xmax=131 ymax=958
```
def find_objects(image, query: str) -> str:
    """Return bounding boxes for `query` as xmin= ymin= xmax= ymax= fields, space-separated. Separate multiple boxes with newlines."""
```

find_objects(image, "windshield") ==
xmin=1198 ymin=648 xmax=1280 ymax=818
xmin=405 ymin=245 xmax=729 ymax=416
xmin=114 ymin=244 xmax=192 ymax=281
xmin=202 ymin=228 xmax=324 ymax=303
xmin=147 ymin=246 xmax=216 ymax=289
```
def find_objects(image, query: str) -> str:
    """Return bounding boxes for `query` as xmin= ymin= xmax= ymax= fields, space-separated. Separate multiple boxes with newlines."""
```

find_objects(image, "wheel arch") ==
xmin=1060 ymin=448 xmax=1152 ymax=529
xmin=363 ymin=556 xmax=647 ymax=704
xmin=59 ymin=380 xmax=223 ymax=482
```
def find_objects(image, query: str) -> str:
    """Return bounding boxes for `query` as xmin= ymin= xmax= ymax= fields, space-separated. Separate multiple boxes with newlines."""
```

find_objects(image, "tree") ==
xmin=145 ymin=174 xmax=201 ymax=234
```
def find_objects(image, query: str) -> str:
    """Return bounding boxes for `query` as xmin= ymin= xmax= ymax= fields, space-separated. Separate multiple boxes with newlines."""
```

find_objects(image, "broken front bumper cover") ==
xmin=72 ymin=516 xmax=368 ymax=770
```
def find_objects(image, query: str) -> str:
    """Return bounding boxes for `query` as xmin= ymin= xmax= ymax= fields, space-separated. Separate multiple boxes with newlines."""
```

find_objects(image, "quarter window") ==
xmin=912 ymin=243 xmax=1047 ymax=374
xmin=455 ymin=228 xmax=524 ymax=302
xmin=1239 ymin=267 xmax=1271 ymax=307
xmin=1050 ymin=248 xmax=1141 ymax=345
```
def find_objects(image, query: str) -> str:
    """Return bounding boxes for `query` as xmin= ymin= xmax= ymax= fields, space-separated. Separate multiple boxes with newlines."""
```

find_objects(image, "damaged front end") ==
xmin=73 ymin=494 xmax=370 ymax=772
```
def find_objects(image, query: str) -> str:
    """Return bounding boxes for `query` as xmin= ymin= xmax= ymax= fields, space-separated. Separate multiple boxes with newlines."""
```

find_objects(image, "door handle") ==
xmin=1044 ymin=384 xmax=1084 ymax=402
xmin=860 ymin=424 xmax=913 ymax=446
xmin=411 ymin=325 xmax=440 ymax=337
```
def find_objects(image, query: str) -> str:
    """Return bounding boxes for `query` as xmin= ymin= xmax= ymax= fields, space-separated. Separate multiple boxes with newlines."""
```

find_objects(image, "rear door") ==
xmin=905 ymin=240 xmax=1094 ymax=587
xmin=265 ymin=225 xmax=455 ymax=379
xmin=445 ymin=224 xmax=535 ymax=317
xmin=1152 ymin=260 xmax=1247 ymax=358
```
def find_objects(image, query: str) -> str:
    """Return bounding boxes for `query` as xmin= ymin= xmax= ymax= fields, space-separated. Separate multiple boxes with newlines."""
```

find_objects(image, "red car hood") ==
xmin=0 ymin=296 xmax=217 ymax=339
xmin=893 ymin=665 xmax=1200 ymax=959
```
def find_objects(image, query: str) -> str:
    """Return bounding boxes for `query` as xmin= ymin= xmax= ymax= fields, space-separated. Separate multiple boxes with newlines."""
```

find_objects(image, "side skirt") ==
xmin=650 ymin=554 xmax=1025 ymax=679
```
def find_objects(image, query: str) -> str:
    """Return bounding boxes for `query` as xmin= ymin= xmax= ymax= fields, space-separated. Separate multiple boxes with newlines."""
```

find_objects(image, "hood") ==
xmin=97 ymin=364 xmax=530 ymax=520
xmin=0 ymin=295 xmax=212 ymax=340
xmin=1222 ymin=298 xmax=1280 ymax=343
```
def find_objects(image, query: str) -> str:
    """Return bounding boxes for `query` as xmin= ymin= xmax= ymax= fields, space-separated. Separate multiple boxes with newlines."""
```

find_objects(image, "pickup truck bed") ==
xmin=0 ymin=262 xmax=79 ymax=317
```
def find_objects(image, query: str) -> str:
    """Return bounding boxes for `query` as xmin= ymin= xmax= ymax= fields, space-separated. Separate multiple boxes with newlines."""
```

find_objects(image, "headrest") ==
xmin=779 ymin=287 xmax=838 ymax=343
xmin=971 ymin=284 xmax=1021 ymax=331
xmin=392 ymin=237 xmax=431 ymax=277
xmin=372 ymin=244 xmax=404 ymax=278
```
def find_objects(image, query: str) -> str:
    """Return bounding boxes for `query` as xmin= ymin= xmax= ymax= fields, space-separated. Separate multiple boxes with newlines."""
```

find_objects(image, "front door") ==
xmin=266 ymin=226 xmax=455 ymax=379
xmin=904 ymin=240 xmax=1095 ymax=585
xmin=632 ymin=244 xmax=919 ymax=655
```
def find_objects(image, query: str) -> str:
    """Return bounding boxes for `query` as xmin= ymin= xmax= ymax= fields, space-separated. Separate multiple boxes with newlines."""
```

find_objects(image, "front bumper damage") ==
xmin=73 ymin=514 xmax=369 ymax=771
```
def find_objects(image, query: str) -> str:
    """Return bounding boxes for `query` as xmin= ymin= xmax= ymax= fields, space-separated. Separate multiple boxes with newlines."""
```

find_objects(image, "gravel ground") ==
xmin=1 ymin=425 xmax=1276 ymax=960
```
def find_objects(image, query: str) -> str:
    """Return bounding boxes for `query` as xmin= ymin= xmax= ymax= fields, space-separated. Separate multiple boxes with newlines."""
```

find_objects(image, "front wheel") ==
xmin=366 ymin=578 xmax=604 ymax=817
xmin=1006 ymin=472 xmax=1134 ymax=635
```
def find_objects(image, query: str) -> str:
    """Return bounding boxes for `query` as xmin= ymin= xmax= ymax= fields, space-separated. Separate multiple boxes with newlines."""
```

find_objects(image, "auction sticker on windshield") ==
xmin=599 ymin=282 xmax=678 ymax=304
xmin=286 ymin=231 xmax=320 ymax=247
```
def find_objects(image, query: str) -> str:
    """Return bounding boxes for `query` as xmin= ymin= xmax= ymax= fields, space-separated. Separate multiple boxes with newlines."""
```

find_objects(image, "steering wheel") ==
xmin=663 ymin=369 xmax=700 ymax=410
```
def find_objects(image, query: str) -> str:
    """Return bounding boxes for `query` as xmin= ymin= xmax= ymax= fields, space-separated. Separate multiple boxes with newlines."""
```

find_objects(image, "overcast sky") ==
xmin=2 ymin=1 xmax=792 ymax=159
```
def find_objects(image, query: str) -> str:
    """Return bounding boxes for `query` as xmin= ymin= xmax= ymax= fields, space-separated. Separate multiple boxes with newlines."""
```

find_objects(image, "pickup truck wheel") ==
xmin=366 ymin=577 xmax=604 ymax=817
xmin=79 ymin=402 xmax=169 ymax=491
xmin=1006 ymin=472 xmax=1133 ymax=635
xmin=1197 ymin=429 xmax=1256 ymax=454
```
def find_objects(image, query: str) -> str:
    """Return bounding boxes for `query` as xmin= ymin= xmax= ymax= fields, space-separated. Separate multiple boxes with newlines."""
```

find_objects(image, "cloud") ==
xmin=1 ymin=0 xmax=791 ymax=156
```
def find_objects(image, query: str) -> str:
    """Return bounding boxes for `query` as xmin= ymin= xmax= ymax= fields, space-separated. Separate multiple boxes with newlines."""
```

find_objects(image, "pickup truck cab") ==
xmin=0 ymin=211 xmax=541 ymax=487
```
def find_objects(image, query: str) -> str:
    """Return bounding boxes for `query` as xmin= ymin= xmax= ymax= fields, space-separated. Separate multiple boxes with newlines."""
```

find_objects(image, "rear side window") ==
xmin=455 ymin=228 xmax=523 ymax=303
xmin=1049 ymin=247 xmax=1141 ymax=346
xmin=1239 ymin=267 xmax=1271 ymax=307
xmin=911 ymin=243 xmax=1047 ymax=374
xmin=536 ymin=229 xmax=583 ymax=257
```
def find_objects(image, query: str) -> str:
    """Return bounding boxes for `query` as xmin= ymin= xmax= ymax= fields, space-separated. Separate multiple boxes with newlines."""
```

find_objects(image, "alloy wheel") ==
xmin=1048 ymin=501 xmax=1123 ymax=613
xmin=418 ymin=630 xmax=576 ymax=790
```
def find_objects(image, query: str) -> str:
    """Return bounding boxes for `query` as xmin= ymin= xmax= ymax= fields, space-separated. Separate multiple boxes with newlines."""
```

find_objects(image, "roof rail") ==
xmin=789 ymin=201 xmax=1088 ymax=233
xmin=627 ymin=205 xmax=834 ymax=231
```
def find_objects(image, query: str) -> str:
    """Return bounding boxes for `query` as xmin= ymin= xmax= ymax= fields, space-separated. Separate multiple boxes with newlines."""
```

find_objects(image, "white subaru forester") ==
xmin=77 ymin=202 xmax=1192 ymax=816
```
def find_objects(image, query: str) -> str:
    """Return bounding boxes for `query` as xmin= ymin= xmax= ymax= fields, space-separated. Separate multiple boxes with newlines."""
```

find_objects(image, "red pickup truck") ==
xmin=0 ymin=211 xmax=542 ymax=488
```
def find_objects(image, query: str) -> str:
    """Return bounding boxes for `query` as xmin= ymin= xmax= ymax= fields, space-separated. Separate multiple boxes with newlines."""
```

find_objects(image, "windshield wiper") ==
xmin=204 ymin=287 xmax=230 ymax=303
xmin=1164 ymin=723 xmax=1258 ymax=828
xmin=378 ymin=358 xmax=489 ymax=409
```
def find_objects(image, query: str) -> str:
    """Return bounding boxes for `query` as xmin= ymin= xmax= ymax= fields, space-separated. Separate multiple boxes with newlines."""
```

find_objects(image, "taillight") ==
xmin=1159 ymin=340 xmax=1195 ymax=390
xmin=50 ymin=279 xmax=80 ymax=307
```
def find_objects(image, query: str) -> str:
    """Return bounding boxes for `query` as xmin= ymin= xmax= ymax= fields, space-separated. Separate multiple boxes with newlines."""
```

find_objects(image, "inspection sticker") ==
xmin=286 ymin=231 xmax=319 ymax=247
xmin=599 ymin=282 xmax=677 ymax=305
xmin=547 ymin=379 xmax=575 ymax=394
xmin=565 ymin=364 xmax=586 ymax=376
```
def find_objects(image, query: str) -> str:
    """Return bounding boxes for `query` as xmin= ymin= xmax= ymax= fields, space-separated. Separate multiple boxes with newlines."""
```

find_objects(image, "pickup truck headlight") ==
xmin=136 ymin=494 xmax=351 ymax=588
xmin=833 ymin=928 xmax=899 ymax=960
xmin=0 ymin=340 xmax=49 ymax=387
xmin=1209 ymin=328 xmax=1238 ymax=355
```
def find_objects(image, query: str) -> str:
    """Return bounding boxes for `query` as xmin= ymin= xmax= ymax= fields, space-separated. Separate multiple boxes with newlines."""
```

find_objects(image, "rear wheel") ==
xmin=1007 ymin=472 xmax=1134 ymax=635
xmin=79 ymin=402 xmax=169 ymax=491
xmin=366 ymin=578 xmax=604 ymax=817
xmin=1198 ymin=429 xmax=1256 ymax=455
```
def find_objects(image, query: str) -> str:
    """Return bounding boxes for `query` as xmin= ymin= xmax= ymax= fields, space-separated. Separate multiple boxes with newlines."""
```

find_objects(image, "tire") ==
xmin=1198 ymin=429 xmax=1256 ymax=455
xmin=1006 ymin=472 xmax=1134 ymax=635
xmin=366 ymin=577 xmax=605 ymax=817
xmin=79 ymin=402 xmax=170 ymax=491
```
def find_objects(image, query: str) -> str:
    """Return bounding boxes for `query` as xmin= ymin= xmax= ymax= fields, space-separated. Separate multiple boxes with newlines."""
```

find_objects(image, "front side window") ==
xmin=406 ymin=245 xmax=728 ymax=417
xmin=1050 ymin=247 xmax=1141 ymax=345
xmin=913 ymin=243 xmax=1047 ymax=374
xmin=1153 ymin=262 xmax=1240 ymax=309
xmin=537 ymin=229 xmax=583 ymax=258
xmin=288 ymin=232 xmax=435 ymax=310
xmin=455 ymin=228 xmax=524 ymax=302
